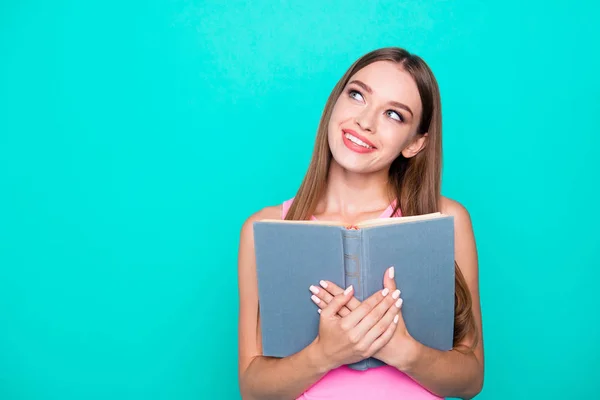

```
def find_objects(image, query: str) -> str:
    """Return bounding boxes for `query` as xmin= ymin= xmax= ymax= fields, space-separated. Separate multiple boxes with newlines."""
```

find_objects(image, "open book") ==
xmin=253 ymin=212 xmax=455 ymax=371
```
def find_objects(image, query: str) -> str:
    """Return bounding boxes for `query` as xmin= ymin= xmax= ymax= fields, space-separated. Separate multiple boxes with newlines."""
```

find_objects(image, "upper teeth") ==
xmin=345 ymin=133 xmax=373 ymax=149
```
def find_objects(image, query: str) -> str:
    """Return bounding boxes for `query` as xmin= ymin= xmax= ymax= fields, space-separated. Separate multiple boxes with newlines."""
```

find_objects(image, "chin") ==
xmin=330 ymin=148 xmax=377 ymax=174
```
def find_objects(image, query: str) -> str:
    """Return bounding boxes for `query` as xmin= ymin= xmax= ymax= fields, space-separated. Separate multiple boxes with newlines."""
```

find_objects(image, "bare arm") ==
xmin=237 ymin=207 xmax=332 ymax=400
xmin=240 ymin=343 xmax=331 ymax=400
xmin=391 ymin=198 xmax=484 ymax=399
xmin=395 ymin=342 xmax=483 ymax=399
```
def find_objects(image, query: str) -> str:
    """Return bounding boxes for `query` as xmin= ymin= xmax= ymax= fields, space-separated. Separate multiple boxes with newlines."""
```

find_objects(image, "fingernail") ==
xmin=389 ymin=266 xmax=395 ymax=279
xmin=319 ymin=280 xmax=328 ymax=288
xmin=392 ymin=289 xmax=400 ymax=299
xmin=309 ymin=285 xmax=319 ymax=295
xmin=311 ymin=295 xmax=321 ymax=304
xmin=344 ymin=285 xmax=353 ymax=295
xmin=318 ymin=309 xmax=322 ymax=314
xmin=393 ymin=315 xmax=399 ymax=324
xmin=382 ymin=288 xmax=389 ymax=296
xmin=395 ymin=298 xmax=403 ymax=308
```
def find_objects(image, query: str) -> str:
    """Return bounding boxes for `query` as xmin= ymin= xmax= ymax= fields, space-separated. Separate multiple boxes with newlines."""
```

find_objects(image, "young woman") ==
xmin=237 ymin=47 xmax=484 ymax=399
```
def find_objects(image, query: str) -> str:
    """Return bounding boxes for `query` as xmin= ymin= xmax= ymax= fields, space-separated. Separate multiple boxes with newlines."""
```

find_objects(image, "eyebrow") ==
xmin=348 ymin=79 xmax=414 ymax=117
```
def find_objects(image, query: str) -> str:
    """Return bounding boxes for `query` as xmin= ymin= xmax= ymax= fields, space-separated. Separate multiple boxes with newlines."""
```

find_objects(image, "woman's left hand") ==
xmin=309 ymin=266 xmax=420 ymax=370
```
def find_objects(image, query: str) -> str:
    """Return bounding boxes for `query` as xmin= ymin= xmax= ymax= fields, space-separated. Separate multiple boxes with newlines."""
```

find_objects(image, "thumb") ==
xmin=321 ymin=285 xmax=354 ymax=318
xmin=384 ymin=266 xmax=397 ymax=291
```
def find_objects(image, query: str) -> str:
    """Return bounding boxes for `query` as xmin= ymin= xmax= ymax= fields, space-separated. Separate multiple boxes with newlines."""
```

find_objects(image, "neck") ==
xmin=317 ymin=159 xmax=393 ymax=216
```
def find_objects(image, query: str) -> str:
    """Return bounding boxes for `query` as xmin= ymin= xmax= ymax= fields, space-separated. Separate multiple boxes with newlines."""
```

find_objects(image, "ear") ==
xmin=401 ymin=132 xmax=428 ymax=159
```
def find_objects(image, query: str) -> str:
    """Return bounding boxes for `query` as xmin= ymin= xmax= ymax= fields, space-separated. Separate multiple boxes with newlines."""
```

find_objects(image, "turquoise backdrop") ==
xmin=1 ymin=1 xmax=598 ymax=399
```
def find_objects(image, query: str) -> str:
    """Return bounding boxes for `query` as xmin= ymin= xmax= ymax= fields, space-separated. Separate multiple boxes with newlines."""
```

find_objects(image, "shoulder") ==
xmin=238 ymin=205 xmax=282 ymax=276
xmin=440 ymin=196 xmax=471 ymax=222
xmin=245 ymin=204 xmax=283 ymax=224
xmin=440 ymin=196 xmax=477 ymax=259
xmin=440 ymin=196 xmax=474 ymax=237
xmin=239 ymin=205 xmax=283 ymax=241
xmin=440 ymin=195 xmax=478 ymax=269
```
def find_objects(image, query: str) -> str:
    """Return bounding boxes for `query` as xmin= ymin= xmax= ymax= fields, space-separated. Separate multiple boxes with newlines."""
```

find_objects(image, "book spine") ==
xmin=361 ymin=230 xmax=372 ymax=370
xmin=360 ymin=232 xmax=387 ymax=370
xmin=342 ymin=228 xmax=367 ymax=371
xmin=342 ymin=228 xmax=363 ymax=301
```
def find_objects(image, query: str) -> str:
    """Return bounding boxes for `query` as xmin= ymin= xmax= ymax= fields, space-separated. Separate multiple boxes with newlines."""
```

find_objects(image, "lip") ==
xmin=342 ymin=129 xmax=377 ymax=151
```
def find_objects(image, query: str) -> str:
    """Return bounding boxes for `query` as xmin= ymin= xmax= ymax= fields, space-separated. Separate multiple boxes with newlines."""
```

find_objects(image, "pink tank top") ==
xmin=281 ymin=198 xmax=442 ymax=400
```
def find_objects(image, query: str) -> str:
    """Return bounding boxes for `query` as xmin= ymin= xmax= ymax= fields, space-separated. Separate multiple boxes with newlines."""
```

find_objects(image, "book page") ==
xmin=259 ymin=212 xmax=446 ymax=228
xmin=357 ymin=212 xmax=444 ymax=228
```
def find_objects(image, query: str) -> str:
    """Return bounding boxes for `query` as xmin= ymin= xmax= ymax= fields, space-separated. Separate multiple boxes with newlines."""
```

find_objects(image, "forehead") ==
xmin=349 ymin=61 xmax=422 ymax=118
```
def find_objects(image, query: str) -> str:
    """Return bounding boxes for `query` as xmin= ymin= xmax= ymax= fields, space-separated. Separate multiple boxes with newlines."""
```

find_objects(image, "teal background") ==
xmin=1 ymin=1 xmax=598 ymax=399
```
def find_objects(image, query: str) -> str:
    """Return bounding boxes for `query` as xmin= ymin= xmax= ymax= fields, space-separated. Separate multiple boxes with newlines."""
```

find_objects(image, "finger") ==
xmin=359 ymin=294 xmax=402 ymax=346
xmin=383 ymin=266 xmax=397 ymax=292
xmin=340 ymin=286 xmax=392 ymax=328
xmin=310 ymin=285 xmax=351 ymax=316
xmin=366 ymin=312 xmax=399 ymax=355
xmin=353 ymin=289 xmax=400 ymax=336
xmin=319 ymin=281 xmax=386 ymax=311
xmin=383 ymin=278 xmax=406 ymax=329
xmin=321 ymin=285 xmax=354 ymax=318
xmin=319 ymin=280 xmax=361 ymax=311
xmin=393 ymin=299 xmax=407 ymax=331
xmin=367 ymin=297 xmax=404 ymax=353
xmin=310 ymin=292 xmax=351 ymax=317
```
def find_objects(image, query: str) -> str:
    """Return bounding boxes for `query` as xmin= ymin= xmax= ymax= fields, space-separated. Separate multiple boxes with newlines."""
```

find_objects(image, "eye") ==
xmin=348 ymin=89 xmax=364 ymax=102
xmin=386 ymin=110 xmax=404 ymax=123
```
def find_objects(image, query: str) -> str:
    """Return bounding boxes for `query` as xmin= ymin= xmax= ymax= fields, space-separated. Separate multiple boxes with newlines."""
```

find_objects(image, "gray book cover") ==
xmin=253 ymin=215 xmax=455 ymax=371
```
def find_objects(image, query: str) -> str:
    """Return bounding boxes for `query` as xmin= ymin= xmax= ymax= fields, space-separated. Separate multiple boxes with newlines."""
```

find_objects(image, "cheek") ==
xmin=379 ymin=131 xmax=410 ymax=156
xmin=327 ymin=103 xmax=345 ymax=138
xmin=330 ymin=98 xmax=355 ymax=121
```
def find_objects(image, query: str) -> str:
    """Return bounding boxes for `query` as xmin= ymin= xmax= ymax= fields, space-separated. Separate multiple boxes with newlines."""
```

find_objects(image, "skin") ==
xmin=238 ymin=61 xmax=484 ymax=400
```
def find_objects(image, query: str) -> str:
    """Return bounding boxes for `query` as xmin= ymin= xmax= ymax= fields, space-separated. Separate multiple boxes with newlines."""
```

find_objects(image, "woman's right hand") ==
xmin=312 ymin=285 xmax=402 ymax=370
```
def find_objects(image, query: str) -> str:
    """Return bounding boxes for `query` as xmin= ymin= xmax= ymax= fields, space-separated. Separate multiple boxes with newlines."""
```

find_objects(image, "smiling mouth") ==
xmin=342 ymin=131 xmax=376 ymax=149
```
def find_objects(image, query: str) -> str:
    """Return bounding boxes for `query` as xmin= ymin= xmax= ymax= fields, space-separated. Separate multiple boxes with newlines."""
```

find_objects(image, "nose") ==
xmin=354 ymin=108 xmax=376 ymax=132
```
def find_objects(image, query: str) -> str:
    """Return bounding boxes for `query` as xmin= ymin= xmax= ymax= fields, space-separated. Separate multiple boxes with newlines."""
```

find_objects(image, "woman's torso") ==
xmin=281 ymin=198 xmax=442 ymax=400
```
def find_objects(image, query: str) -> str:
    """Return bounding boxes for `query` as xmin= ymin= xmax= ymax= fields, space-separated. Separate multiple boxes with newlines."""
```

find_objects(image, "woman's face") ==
xmin=327 ymin=61 xmax=426 ymax=174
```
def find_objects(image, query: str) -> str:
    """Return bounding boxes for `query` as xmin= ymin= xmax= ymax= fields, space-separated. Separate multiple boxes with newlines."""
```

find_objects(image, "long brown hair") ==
xmin=284 ymin=47 xmax=477 ymax=349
